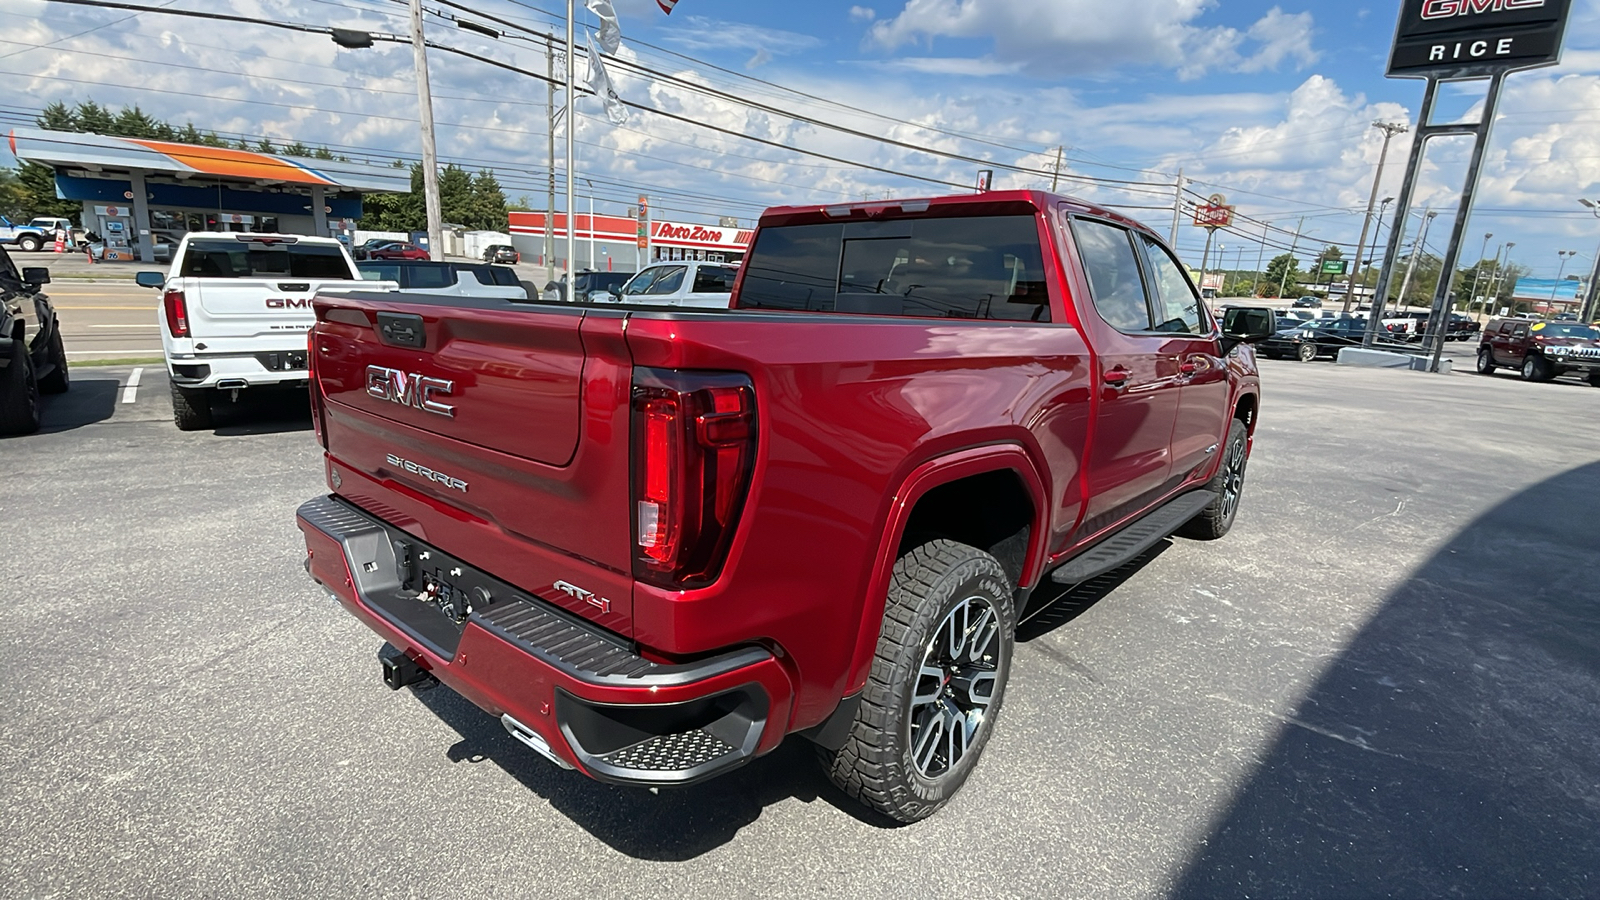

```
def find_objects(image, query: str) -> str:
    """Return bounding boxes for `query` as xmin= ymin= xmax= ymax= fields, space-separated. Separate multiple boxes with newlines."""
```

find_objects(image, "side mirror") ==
xmin=20 ymin=267 xmax=50 ymax=286
xmin=1221 ymin=306 xmax=1276 ymax=355
xmin=135 ymin=272 xmax=167 ymax=289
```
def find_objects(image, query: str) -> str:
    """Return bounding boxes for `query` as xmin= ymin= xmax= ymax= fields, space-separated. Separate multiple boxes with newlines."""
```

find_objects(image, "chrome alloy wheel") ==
xmin=909 ymin=595 xmax=1000 ymax=779
xmin=1219 ymin=430 xmax=1249 ymax=524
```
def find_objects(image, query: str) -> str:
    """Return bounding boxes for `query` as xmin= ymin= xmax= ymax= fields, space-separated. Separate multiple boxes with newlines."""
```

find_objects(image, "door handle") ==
xmin=1179 ymin=360 xmax=1200 ymax=376
xmin=1103 ymin=367 xmax=1130 ymax=389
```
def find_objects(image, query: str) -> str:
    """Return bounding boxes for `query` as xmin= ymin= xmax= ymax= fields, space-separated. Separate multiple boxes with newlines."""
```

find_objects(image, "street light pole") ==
xmin=1551 ymin=249 xmax=1576 ymax=315
xmin=584 ymin=178 xmax=595 ymax=272
xmin=408 ymin=0 xmax=444 ymax=261
xmin=1467 ymin=232 xmax=1492 ymax=319
xmin=1356 ymin=196 xmax=1396 ymax=310
xmin=1393 ymin=209 xmax=1438 ymax=322
xmin=545 ymin=34 xmax=556 ymax=282
xmin=1277 ymin=217 xmax=1306 ymax=301
xmin=1345 ymin=122 xmax=1410 ymax=313
xmin=1581 ymin=199 xmax=1600 ymax=322
xmin=1486 ymin=241 xmax=1515 ymax=315
xmin=1253 ymin=218 xmax=1269 ymax=298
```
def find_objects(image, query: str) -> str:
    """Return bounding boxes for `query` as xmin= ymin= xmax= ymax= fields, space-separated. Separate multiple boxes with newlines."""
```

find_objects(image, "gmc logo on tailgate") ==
xmin=266 ymin=298 xmax=313 ymax=309
xmin=366 ymin=366 xmax=456 ymax=418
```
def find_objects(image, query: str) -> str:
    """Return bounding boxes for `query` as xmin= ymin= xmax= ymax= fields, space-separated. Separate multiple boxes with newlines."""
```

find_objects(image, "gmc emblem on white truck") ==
xmin=266 ymin=298 xmax=314 ymax=309
xmin=366 ymin=366 xmax=457 ymax=418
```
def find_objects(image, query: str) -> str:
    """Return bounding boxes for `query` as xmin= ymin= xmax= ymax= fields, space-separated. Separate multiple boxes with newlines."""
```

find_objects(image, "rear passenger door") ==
xmin=1139 ymin=234 xmax=1229 ymax=480
xmin=1067 ymin=215 xmax=1183 ymax=533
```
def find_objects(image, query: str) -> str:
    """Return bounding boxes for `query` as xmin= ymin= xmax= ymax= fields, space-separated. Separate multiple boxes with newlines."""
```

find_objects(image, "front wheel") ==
xmin=0 ymin=338 xmax=41 ymax=435
xmin=1522 ymin=354 xmax=1551 ymax=383
xmin=820 ymin=539 xmax=1015 ymax=824
xmin=1476 ymin=347 xmax=1496 ymax=375
xmin=38 ymin=326 xmax=69 ymax=394
xmin=1296 ymin=343 xmax=1317 ymax=363
xmin=1179 ymin=418 xmax=1250 ymax=541
xmin=16 ymin=235 xmax=42 ymax=253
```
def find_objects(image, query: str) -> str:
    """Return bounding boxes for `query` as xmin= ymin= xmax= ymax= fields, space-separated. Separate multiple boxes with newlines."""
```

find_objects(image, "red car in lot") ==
xmin=366 ymin=241 xmax=429 ymax=261
xmin=296 ymin=190 xmax=1273 ymax=822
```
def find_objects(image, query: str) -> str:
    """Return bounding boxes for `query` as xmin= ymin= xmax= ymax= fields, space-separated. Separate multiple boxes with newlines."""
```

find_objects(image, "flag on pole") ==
xmin=586 ymin=37 xmax=629 ymax=125
xmin=584 ymin=0 xmax=621 ymax=54
xmin=657 ymin=0 xmax=679 ymax=14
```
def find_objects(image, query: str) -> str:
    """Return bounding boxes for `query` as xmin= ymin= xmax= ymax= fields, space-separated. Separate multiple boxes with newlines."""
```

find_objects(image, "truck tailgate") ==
xmin=186 ymin=277 xmax=370 ymax=342
xmin=312 ymin=293 xmax=637 ymax=633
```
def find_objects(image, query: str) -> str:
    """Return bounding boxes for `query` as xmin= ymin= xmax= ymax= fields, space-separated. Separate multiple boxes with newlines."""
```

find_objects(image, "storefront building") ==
xmin=8 ymin=126 xmax=410 ymax=262
xmin=509 ymin=211 xmax=752 ymax=273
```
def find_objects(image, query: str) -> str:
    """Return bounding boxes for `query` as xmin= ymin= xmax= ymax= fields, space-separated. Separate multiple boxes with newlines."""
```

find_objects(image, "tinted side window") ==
xmin=692 ymin=266 xmax=736 ymax=293
xmin=1070 ymin=219 xmax=1152 ymax=332
xmin=737 ymin=223 xmax=841 ymax=311
xmin=647 ymin=266 xmax=687 ymax=295
xmin=1140 ymin=236 xmax=1204 ymax=335
xmin=623 ymin=269 xmax=659 ymax=295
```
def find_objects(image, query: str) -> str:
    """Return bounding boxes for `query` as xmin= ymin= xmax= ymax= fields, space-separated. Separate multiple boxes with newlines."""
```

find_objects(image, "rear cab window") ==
xmin=181 ymin=239 xmax=355 ymax=280
xmin=737 ymin=213 xmax=1050 ymax=322
xmin=692 ymin=266 xmax=737 ymax=293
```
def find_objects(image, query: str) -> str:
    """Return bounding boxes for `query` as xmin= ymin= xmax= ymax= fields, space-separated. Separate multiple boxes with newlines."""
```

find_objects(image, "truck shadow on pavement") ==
xmin=411 ymin=685 xmax=901 ymax=860
xmin=1172 ymin=461 xmax=1600 ymax=898
xmin=34 ymin=377 xmax=119 ymax=434
xmin=208 ymin=389 xmax=313 ymax=436
xmin=1017 ymin=542 xmax=1172 ymax=642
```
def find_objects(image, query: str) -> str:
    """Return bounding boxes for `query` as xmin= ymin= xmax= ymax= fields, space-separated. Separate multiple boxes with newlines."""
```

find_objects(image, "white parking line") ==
xmin=90 ymin=324 xmax=162 ymax=329
xmin=121 ymin=368 xmax=144 ymax=405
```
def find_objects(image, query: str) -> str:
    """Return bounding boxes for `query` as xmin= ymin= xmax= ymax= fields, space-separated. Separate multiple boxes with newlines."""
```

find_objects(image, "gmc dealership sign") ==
xmin=1388 ymin=0 xmax=1572 ymax=76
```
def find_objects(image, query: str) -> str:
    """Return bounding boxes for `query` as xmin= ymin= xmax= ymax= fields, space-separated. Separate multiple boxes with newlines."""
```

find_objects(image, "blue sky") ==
xmin=3 ymin=0 xmax=1600 ymax=280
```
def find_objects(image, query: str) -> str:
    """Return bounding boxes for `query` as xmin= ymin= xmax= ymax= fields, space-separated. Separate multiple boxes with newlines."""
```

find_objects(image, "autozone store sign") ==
xmin=1388 ymin=0 xmax=1572 ymax=76
xmin=508 ymin=211 xmax=751 ymax=252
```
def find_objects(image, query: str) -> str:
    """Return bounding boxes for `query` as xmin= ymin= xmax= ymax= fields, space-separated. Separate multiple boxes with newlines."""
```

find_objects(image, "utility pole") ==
xmin=565 ymin=0 xmax=576 ymax=293
xmin=1486 ymin=241 xmax=1515 ymax=316
xmin=1050 ymin=146 xmax=1064 ymax=192
xmin=1466 ymin=232 xmax=1493 ymax=319
xmin=1169 ymin=169 xmax=1185 ymax=246
xmin=1354 ymin=196 xmax=1394 ymax=310
xmin=1253 ymin=219 xmax=1269 ymax=298
xmin=545 ymin=34 xmax=556 ymax=283
xmin=1393 ymin=209 xmax=1437 ymax=323
xmin=1277 ymin=216 xmax=1306 ymax=301
xmin=408 ymin=0 xmax=443 ymax=261
xmin=1345 ymin=122 xmax=1409 ymax=313
xmin=1550 ymin=249 xmax=1577 ymax=313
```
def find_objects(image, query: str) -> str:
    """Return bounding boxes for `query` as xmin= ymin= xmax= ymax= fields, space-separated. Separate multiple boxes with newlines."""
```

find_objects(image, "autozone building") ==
xmin=509 ymin=211 xmax=752 ymax=272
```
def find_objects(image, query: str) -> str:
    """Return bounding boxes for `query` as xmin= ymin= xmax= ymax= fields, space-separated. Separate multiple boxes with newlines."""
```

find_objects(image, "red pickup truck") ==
xmin=296 ymin=191 xmax=1273 ymax=822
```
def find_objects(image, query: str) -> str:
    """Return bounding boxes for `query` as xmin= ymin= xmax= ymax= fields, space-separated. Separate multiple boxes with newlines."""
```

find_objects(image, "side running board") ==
xmin=1051 ymin=490 xmax=1217 ymax=586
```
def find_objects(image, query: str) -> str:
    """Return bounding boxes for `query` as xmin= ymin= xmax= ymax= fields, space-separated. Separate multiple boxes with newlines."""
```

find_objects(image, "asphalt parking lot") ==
xmin=3 ymin=359 xmax=1597 ymax=898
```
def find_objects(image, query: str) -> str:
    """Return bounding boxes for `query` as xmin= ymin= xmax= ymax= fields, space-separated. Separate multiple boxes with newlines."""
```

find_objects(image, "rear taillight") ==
xmin=632 ymin=368 xmax=757 ymax=589
xmin=163 ymin=289 xmax=189 ymax=337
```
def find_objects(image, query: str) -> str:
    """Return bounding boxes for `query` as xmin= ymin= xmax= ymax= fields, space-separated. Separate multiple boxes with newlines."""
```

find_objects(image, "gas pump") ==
xmin=94 ymin=204 xmax=134 ymax=261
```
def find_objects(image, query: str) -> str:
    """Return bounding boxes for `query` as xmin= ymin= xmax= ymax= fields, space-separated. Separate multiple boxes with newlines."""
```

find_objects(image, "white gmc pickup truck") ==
xmin=137 ymin=233 xmax=393 ymax=430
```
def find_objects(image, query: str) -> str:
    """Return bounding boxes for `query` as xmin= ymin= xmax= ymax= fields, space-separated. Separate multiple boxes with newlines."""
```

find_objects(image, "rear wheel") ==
xmin=1179 ymin=418 xmax=1250 ymax=541
xmin=38 ymin=326 xmax=69 ymax=394
xmin=820 ymin=539 xmax=1014 ymax=823
xmin=170 ymin=383 xmax=213 ymax=431
xmin=1296 ymin=343 xmax=1317 ymax=363
xmin=1476 ymin=346 xmax=1496 ymax=375
xmin=1521 ymin=354 xmax=1551 ymax=383
xmin=0 ymin=338 xmax=41 ymax=435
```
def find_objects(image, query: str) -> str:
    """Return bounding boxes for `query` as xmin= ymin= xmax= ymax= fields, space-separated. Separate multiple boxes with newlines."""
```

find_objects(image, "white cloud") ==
xmin=865 ymin=0 xmax=1319 ymax=80
xmin=850 ymin=6 xmax=878 ymax=22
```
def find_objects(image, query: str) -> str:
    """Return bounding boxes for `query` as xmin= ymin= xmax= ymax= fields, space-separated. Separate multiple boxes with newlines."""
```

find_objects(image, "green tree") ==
xmin=75 ymin=101 xmax=114 ymax=134
xmin=437 ymin=164 xmax=474 ymax=226
xmin=361 ymin=163 xmax=425 ymax=232
xmin=466 ymin=170 xmax=509 ymax=231
xmin=0 ymin=167 xmax=29 ymax=221
xmin=110 ymin=105 xmax=161 ymax=138
xmin=37 ymin=101 xmax=77 ymax=131
xmin=1261 ymin=253 xmax=1301 ymax=298
xmin=281 ymin=141 xmax=312 ymax=157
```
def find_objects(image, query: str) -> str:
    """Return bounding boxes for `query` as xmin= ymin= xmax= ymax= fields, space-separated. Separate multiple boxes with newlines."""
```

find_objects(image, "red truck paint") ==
xmin=297 ymin=190 xmax=1263 ymax=818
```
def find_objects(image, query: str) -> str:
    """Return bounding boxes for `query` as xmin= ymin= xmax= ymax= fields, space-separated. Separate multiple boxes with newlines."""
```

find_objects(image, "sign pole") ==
xmin=1363 ymin=78 xmax=1439 ymax=348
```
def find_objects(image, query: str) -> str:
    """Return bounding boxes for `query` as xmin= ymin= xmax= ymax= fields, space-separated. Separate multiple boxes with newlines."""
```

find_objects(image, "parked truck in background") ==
xmin=295 ymin=191 xmax=1274 ymax=822
xmin=0 ymin=216 xmax=52 ymax=253
xmin=136 ymin=234 xmax=394 ymax=431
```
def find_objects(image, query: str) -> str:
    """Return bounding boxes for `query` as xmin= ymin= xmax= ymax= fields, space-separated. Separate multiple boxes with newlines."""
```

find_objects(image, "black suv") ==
xmin=0 ymin=246 xmax=69 ymax=435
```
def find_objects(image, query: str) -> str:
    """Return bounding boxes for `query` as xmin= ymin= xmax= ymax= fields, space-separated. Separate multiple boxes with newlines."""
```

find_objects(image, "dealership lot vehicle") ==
xmin=541 ymin=269 xmax=634 ymax=302
xmin=296 ymin=191 xmax=1272 ymax=822
xmin=0 ymin=216 xmax=52 ymax=252
xmin=138 ymin=233 xmax=394 ymax=431
xmin=357 ymin=260 xmax=526 ymax=300
xmin=367 ymin=241 xmax=429 ymax=260
xmin=482 ymin=244 xmax=521 ymax=264
xmin=1260 ymin=315 xmax=1368 ymax=361
xmin=593 ymin=261 xmax=737 ymax=308
xmin=1478 ymin=318 xmax=1600 ymax=385
xmin=0 ymin=247 xmax=69 ymax=434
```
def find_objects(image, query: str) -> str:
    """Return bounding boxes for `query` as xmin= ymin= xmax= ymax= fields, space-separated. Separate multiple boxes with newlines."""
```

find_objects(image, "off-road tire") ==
xmin=820 ymin=539 xmax=1015 ymax=824
xmin=1296 ymin=343 xmax=1317 ymax=363
xmin=1476 ymin=346 xmax=1496 ymax=375
xmin=16 ymin=234 xmax=42 ymax=253
xmin=0 ymin=338 xmax=41 ymax=435
xmin=170 ymin=382 xmax=213 ymax=431
xmin=1178 ymin=418 xmax=1251 ymax=541
xmin=1521 ymin=354 xmax=1551 ymax=383
xmin=37 ymin=326 xmax=69 ymax=394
